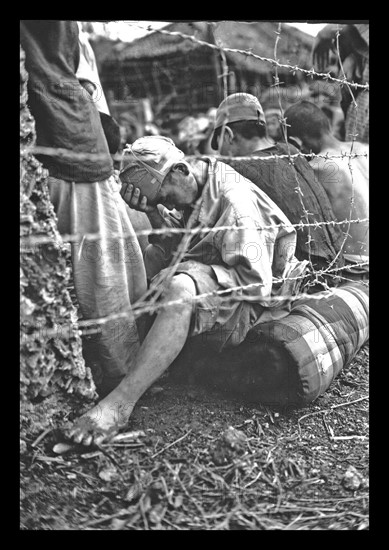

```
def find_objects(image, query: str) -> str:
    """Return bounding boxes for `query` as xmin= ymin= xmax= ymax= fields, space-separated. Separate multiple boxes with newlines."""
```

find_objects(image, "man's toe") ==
xmin=83 ymin=434 xmax=93 ymax=447
xmin=72 ymin=430 xmax=85 ymax=445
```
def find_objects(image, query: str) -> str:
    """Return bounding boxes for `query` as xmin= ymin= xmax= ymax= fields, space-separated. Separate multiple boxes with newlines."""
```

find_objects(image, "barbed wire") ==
xmin=20 ymin=217 xmax=369 ymax=248
xmin=210 ymin=22 xmax=230 ymax=102
xmin=196 ymin=151 xmax=369 ymax=161
xmin=20 ymin=260 xmax=369 ymax=341
xmin=122 ymin=21 xmax=369 ymax=91
xmin=23 ymin=145 xmax=368 ymax=163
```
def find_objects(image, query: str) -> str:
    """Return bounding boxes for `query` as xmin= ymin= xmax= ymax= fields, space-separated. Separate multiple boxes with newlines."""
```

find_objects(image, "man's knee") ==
xmin=164 ymin=273 xmax=196 ymax=301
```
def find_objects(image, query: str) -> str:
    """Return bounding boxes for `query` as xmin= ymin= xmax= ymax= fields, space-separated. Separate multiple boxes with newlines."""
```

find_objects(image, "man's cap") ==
xmin=119 ymin=136 xmax=185 ymax=203
xmin=211 ymin=93 xmax=266 ymax=150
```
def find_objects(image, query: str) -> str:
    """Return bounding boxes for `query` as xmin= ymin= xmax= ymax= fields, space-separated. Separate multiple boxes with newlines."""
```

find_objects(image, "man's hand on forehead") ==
xmin=120 ymin=183 xmax=156 ymax=213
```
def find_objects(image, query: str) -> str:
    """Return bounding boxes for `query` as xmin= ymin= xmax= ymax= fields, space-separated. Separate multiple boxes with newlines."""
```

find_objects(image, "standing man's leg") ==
xmin=47 ymin=175 xmax=148 ymax=396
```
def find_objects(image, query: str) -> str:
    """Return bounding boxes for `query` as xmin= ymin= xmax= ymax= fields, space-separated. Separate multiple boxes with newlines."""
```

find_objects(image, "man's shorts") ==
xmin=152 ymin=260 xmax=268 ymax=352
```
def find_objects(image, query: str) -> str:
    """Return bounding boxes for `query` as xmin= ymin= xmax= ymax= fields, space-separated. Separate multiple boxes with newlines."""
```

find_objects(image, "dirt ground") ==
xmin=20 ymin=343 xmax=369 ymax=531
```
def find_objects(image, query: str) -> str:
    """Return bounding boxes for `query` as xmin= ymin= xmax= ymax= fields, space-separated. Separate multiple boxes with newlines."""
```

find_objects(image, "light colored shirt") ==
xmin=76 ymin=22 xmax=110 ymax=115
xmin=151 ymin=158 xmax=309 ymax=310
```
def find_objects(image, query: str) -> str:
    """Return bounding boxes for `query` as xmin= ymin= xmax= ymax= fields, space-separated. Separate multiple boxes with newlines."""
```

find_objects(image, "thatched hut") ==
xmin=97 ymin=21 xmax=314 ymax=126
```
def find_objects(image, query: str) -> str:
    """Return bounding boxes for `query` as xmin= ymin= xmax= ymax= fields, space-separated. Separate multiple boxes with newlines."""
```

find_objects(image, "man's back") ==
xmin=309 ymin=142 xmax=369 ymax=257
xmin=222 ymin=143 xmax=345 ymax=271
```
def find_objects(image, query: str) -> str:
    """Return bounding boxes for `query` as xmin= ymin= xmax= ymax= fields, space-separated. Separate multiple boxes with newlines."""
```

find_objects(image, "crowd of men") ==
xmin=20 ymin=21 xmax=369 ymax=445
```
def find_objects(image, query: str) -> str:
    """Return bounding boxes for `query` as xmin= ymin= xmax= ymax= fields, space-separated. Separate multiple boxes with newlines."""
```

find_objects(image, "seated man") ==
xmin=210 ymin=93 xmax=345 ymax=276
xmin=67 ymin=135 xmax=309 ymax=445
xmin=284 ymin=100 xmax=369 ymax=281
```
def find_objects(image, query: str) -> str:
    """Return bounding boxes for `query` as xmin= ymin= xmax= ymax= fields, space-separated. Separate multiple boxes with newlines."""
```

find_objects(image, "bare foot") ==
xmin=65 ymin=395 xmax=135 ymax=446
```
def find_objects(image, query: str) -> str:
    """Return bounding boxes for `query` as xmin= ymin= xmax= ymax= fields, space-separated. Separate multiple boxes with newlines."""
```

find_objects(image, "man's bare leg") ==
xmin=67 ymin=274 xmax=196 ymax=446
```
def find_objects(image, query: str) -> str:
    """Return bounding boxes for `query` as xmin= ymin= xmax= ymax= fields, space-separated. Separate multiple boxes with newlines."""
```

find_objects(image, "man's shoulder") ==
xmin=313 ymin=143 xmax=368 ymax=169
xmin=252 ymin=142 xmax=300 ymax=157
xmin=212 ymin=160 xmax=285 ymax=215
xmin=213 ymin=160 xmax=258 ymax=191
xmin=207 ymin=160 xmax=261 ymax=208
xmin=320 ymin=142 xmax=368 ymax=155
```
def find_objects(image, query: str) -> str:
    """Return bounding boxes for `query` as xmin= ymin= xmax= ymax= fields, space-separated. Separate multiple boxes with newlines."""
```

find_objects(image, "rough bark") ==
xmin=20 ymin=45 xmax=96 ymax=441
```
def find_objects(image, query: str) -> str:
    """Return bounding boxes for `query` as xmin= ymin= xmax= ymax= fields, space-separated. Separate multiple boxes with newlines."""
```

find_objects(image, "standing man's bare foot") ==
xmin=65 ymin=391 xmax=135 ymax=446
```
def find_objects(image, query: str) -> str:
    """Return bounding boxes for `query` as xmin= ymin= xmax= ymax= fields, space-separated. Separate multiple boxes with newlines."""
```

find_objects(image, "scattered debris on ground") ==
xmin=20 ymin=344 xmax=369 ymax=530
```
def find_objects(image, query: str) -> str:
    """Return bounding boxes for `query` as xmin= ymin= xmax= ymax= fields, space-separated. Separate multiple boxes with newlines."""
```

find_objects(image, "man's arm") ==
xmin=120 ymin=183 xmax=184 ymax=261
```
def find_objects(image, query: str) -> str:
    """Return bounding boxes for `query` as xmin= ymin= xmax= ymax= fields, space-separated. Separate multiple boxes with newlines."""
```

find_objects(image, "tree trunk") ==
xmin=20 ymin=45 xmax=96 ymax=446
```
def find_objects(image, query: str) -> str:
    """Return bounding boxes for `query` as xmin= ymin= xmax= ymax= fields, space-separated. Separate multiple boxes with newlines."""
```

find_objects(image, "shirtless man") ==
xmin=66 ymin=135 xmax=309 ymax=445
xmin=284 ymin=100 xmax=369 ymax=279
